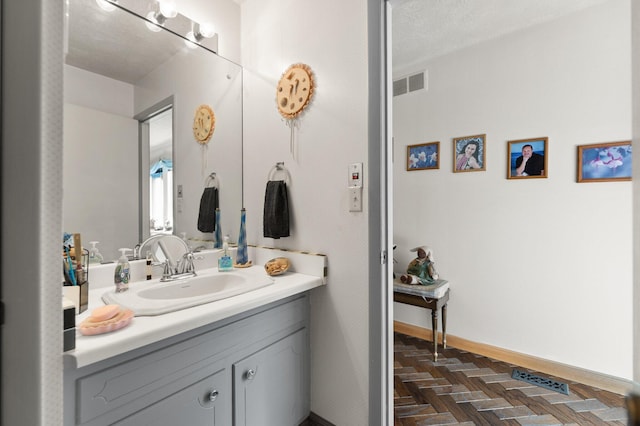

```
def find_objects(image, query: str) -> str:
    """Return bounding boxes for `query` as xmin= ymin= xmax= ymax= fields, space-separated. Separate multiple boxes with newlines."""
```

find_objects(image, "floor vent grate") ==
xmin=511 ymin=369 xmax=569 ymax=395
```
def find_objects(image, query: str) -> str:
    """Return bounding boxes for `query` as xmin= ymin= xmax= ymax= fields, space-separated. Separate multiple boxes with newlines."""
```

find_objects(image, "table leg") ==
xmin=431 ymin=307 xmax=439 ymax=361
xmin=442 ymin=303 xmax=447 ymax=349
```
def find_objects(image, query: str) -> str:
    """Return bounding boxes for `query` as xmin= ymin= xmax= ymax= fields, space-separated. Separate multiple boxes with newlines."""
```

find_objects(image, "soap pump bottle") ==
xmin=114 ymin=248 xmax=131 ymax=293
xmin=88 ymin=241 xmax=104 ymax=264
xmin=218 ymin=236 xmax=233 ymax=272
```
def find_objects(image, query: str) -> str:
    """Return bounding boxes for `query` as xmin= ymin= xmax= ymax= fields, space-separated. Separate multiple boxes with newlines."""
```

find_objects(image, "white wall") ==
xmin=64 ymin=65 xmax=135 ymax=117
xmin=393 ymin=1 xmax=632 ymax=380
xmin=240 ymin=0 xmax=372 ymax=424
xmin=64 ymin=66 xmax=139 ymax=260
xmin=63 ymin=104 xmax=139 ymax=260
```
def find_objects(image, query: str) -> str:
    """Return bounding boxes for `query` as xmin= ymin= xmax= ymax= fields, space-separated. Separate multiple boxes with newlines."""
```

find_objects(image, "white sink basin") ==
xmin=138 ymin=274 xmax=245 ymax=300
xmin=102 ymin=267 xmax=274 ymax=316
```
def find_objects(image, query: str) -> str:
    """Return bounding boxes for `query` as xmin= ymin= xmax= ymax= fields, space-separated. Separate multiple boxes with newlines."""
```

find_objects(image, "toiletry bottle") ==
xmin=145 ymin=251 xmax=152 ymax=280
xmin=218 ymin=236 xmax=233 ymax=272
xmin=88 ymin=241 xmax=104 ymax=264
xmin=114 ymin=248 xmax=131 ymax=293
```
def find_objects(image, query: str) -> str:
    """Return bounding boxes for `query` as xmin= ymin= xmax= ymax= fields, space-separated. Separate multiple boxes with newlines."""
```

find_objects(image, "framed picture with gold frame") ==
xmin=577 ymin=140 xmax=632 ymax=183
xmin=453 ymin=134 xmax=486 ymax=173
xmin=507 ymin=137 xmax=548 ymax=179
xmin=407 ymin=141 xmax=439 ymax=171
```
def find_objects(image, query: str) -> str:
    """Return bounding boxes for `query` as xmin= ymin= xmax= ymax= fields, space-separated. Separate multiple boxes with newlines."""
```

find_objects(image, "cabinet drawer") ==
xmin=115 ymin=367 xmax=228 ymax=426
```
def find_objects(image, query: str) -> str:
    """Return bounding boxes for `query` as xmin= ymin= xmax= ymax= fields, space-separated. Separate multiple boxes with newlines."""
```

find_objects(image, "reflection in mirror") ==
xmin=63 ymin=0 xmax=243 ymax=262
xmin=146 ymin=108 xmax=174 ymax=235
xmin=138 ymin=234 xmax=188 ymax=268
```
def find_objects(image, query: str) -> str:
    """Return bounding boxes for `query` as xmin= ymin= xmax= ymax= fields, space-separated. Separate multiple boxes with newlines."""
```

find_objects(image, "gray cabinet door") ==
xmin=233 ymin=329 xmax=308 ymax=426
xmin=115 ymin=367 xmax=229 ymax=426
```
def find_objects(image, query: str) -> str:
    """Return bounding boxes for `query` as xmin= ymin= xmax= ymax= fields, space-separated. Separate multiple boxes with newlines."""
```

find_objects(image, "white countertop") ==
xmin=65 ymin=266 xmax=324 ymax=368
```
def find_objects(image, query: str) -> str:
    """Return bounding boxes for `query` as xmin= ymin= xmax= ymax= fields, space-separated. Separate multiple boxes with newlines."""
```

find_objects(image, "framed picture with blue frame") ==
xmin=577 ymin=140 xmax=632 ymax=183
xmin=507 ymin=137 xmax=548 ymax=179
xmin=407 ymin=141 xmax=439 ymax=171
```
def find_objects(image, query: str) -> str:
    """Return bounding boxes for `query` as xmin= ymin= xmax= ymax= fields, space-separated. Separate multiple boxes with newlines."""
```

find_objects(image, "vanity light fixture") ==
xmin=144 ymin=0 xmax=178 ymax=32
xmin=95 ymin=0 xmax=118 ymax=12
xmin=184 ymin=22 xmax=216 ymax=49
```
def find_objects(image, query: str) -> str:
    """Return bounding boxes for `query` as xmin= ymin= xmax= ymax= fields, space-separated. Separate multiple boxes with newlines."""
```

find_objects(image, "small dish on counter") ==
xmin=79 ymin=304 xmax=134 ymax=336
xmin=233 ymin=260 xmax=253 ymax=268
xmin=264 ymin=257 xmax=290 ymax=276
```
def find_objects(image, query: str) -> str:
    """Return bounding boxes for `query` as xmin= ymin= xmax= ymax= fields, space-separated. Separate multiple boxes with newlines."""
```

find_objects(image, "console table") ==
xmin=393 ymin=279 xmax=449 ymax=361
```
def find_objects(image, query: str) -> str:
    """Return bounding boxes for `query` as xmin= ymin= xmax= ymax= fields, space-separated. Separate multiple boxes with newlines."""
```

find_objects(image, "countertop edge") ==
xmin=65 ymin=274 xmax=324 ymax=368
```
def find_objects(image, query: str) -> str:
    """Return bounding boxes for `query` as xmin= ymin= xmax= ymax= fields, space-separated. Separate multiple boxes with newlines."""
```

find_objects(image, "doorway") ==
xmin=145 ymin=108 xmax=174 ymax=237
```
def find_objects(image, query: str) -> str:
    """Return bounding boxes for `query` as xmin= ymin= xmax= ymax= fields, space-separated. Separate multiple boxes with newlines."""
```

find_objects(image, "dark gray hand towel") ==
xmin=263 ymin=180 xmax=289 ymax=239
xmin=197 ymin=187 xmax=218 ymax=233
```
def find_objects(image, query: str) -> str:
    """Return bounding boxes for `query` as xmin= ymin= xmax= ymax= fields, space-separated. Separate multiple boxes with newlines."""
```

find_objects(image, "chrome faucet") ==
xmin=137 ymin=234 xmax=198 ymax=282
xmin=159 ymin=251 xmax=202 ymax=282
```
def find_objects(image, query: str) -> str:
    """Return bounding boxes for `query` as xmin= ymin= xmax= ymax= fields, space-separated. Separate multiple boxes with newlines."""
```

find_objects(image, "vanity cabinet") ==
xmin=64 ymin=294 xmax=310 ymax=426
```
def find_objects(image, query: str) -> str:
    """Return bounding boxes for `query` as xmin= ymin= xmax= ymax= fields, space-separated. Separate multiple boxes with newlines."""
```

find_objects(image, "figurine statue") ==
xmin=400 ymin=246 xmax=439 ymax=285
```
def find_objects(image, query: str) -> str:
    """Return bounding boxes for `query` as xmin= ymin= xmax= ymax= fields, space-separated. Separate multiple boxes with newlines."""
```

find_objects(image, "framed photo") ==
xmin=577 ymin=140 xmax=632 ymax=183
xmin=507 ymin=137 xmax=548 ymax=179
xmin=407 ymin=141 xmax=440 ymax=171
xmin=453 ymin=134 xmax=486 ymax=173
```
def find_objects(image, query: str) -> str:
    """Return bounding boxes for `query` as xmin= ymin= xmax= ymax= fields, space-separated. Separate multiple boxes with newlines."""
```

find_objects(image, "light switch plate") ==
xmin=349 ymin=163 xmax=363 ymax=188
xmin=349 ymin=187 xmax=362 ymax=212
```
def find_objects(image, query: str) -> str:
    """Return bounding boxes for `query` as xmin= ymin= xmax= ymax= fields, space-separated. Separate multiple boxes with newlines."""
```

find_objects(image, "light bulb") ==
xmin=198 ymin=23 xmax=216 ymax=38
xmin=96 ymin=0 xmax=117 ymax=12
xmin=184 ymin=33 xmax=199 ymax=49
xmin=158 ymin=1 xmax=178 ymax=19
xmin=145 ymin=11 xmax=162 ymax=32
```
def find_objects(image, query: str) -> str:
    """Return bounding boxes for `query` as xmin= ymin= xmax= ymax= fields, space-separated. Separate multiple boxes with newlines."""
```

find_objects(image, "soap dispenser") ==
xmin=88 ymin=241 xmax=104 ymax=264
xmin=218 ymin=236 xmax=233 ymax=272
xmin=114 ymin=248 xmax=131 ymax=293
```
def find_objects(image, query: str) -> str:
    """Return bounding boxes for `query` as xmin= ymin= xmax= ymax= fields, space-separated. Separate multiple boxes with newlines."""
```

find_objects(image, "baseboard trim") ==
xmin=394 ymin=320 xmax=633 ymax=396
xmin=304 ymin=412 xmax=336 ymax=426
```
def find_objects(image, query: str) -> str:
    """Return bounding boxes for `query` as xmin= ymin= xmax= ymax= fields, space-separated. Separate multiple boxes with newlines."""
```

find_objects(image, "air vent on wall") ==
xmin=393 ymin=78 xmax=407 ymax=96
xmin=393 ymin=70 xmax=427 ymax=97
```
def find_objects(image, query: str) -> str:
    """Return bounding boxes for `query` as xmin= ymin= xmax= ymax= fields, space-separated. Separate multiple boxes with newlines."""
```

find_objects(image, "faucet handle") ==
xmin=133 ymin=243 xmax=141 ymax=260
xmin=162 ymin=260 xmax=172 ymax=279
xmin=184 ymin=252 xmax=196 ymax=274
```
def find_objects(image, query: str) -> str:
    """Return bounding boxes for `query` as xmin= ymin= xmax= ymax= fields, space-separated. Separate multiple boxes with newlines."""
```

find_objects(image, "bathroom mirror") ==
xmin=63 ymin=0 xmax=243 ymax=261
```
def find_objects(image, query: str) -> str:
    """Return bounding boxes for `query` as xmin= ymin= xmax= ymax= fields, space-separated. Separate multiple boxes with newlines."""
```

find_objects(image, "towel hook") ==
xmin=205 ymin=172 xmax=220 ymax=188
xmin=267 ymin=162 xmax=291 ymax=184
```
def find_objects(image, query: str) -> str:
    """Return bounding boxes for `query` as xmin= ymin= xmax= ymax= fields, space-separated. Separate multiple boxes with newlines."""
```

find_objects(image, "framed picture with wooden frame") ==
xmin=507 ymin=137 xmax=548 ymax=179
xmin=577 ymin=140 xmax=632 ymax=183
xmin=453 ymin=134 xmax=486 ymax=173
xmin=407 ymin=141 xmax=440 ymax=171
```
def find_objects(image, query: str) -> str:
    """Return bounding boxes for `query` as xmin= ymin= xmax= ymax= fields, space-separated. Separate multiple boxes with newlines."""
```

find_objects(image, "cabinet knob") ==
xmin=208 ymin=389 xmax=219 ymax=402
xmin=245 ymin=369 xmax=256 ymax=380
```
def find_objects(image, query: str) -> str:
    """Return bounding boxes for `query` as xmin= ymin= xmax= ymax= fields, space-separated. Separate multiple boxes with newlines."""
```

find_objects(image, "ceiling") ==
xmin=390 ymin=0 xmax=611 ymax=72
xmin=65 ymin=0 xmax=217 ymax=85
xmin=65 ymin=0 xmax=186 ymax=84
xmin=69 ymin=0 xmax=611 ymax=83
